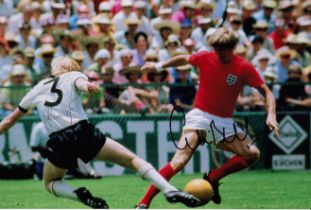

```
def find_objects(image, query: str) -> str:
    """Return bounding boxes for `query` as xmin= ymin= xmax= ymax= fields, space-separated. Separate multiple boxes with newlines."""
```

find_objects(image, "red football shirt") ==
xmin=189 ymin=51 xmax=264 ymax=118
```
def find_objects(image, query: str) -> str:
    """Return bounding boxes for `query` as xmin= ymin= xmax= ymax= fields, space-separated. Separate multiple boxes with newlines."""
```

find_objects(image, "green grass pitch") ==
xmin=0 ymin=170 xmax=310 ymax=208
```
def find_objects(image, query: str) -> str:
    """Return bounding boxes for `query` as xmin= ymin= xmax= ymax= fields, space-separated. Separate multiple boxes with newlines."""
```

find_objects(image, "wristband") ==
xmin=155 ymin=62 xmax=164 ymax=72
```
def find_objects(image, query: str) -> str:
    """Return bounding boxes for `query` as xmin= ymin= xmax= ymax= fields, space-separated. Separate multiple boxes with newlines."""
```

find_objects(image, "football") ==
xmin=184 ymin=179 xmax=214 ymax=205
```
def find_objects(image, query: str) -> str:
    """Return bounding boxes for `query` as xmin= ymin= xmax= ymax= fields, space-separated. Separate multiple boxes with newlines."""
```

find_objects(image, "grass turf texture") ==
xmin=0 ymin=170 xmax=310 ymax=208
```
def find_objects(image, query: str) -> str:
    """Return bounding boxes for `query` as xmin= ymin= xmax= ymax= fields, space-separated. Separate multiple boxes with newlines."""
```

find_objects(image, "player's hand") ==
xmin=266 ymin=115 xmax=280 ymax=138
xmin=87 ymin=83 xmax=99 ymax=94
xmin=141 ymin=62 xmax=157 ymax=73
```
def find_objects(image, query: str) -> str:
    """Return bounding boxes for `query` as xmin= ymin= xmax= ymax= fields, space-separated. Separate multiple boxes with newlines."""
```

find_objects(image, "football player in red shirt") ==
xmin=136 ymin=27 xmax=280 ymax=208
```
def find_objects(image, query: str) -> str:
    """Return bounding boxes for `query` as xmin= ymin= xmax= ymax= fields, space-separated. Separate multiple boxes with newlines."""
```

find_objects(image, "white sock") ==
xmin=49 ymin=180 xmax=79 ymax=201
xmin=137 ymin=163 xmax=177 ymax=193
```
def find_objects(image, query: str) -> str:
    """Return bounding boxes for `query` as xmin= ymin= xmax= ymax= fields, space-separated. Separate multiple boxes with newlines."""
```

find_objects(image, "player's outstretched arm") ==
xmin=75 ymin=78 xmax=99 ymax=94
xmin=0 ymin=108 xmax=25 ymax=134
xmin=257 ymin=84 xmax=280 ymax=137
xmin=141 ymin=55 xmax=191 ymax=73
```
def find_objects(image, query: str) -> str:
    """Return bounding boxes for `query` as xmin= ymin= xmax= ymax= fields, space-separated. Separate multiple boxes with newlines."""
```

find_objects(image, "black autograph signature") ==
xmin=169 ymin=105 xmax=259 ymax=150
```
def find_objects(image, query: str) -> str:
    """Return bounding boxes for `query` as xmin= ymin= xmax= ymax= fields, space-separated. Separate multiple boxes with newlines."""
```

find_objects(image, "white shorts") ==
xmin=183 ymin=108 xmax=244 ymax=145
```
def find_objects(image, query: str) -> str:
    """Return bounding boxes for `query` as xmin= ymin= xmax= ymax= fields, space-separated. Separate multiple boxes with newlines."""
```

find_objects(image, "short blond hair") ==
xmin=51 ymin=56 xmax=82 ymax=76
xmin=208 ymin=27 xmax=239 ymax=49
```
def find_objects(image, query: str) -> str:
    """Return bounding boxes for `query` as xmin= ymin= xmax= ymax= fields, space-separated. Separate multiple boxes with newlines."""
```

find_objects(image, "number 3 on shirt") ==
xmin=44 ymin=77 xmax=63 ymax=107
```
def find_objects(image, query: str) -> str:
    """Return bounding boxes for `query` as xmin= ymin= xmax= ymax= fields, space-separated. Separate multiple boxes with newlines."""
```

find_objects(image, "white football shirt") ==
xmin=19 ymin=71 xmax=88 ymax=134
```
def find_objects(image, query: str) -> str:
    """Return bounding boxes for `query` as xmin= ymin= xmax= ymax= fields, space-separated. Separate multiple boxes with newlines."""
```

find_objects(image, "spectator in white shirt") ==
xmin=112 ymin=0 xmax=135 ymax=31
xmin=7 ymin=4 xmax=33 ymax=35
xmin=132 ymin=0 xmax=153 ymax=36
xmin=191 ymin=17 xmax=212 ymax=50
xmin=15 ymin=22 xmax=36 ymax=49
xmin=0 ymin=0 xmax=15 ymax=18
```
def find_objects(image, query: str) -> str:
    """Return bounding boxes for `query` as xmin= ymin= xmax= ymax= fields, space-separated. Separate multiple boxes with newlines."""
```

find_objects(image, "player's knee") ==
xmin=244 ymin=147 xmax=260 ymax=163
xmin=44 ymin=181 xmax=53 ymax=194
xmin=137 ymin=161 xmax=154 ymax=178
xmin=251 ymin=147 xmax=260 ymax=160
xmin=44 ymin=180 xmax=59 ymax=196
xmin=237 ymin=145 xmax=260 ymax=162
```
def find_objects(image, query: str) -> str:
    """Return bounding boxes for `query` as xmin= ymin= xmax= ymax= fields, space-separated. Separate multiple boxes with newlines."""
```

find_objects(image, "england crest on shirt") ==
xmin=227 ymin=74 xmax=237 ymax=86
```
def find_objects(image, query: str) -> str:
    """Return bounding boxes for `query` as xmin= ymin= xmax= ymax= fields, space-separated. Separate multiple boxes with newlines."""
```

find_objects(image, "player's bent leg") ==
xmin=137 ymin=130 xmax=201 ymax=208
xmin=170 ymin=130 xmax=201 ymax=172
xmin=96 ymin=138 xmax=201 ymax=208
xmin=43 ymin=161 xmax=109 ymax=209
xmin=203 ymin=134 xmax=260 ymax=204
xmin=43 ymin=160 xmax=68 ymax=195
xmin=217 ymin=134 xmax=260 ymax=164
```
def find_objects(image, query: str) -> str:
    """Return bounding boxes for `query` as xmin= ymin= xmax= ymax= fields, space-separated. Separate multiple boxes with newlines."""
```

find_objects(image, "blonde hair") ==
xmin=51 ymin=56 xmax=82 ymax=76
xmin=208 ymin=27 xmax=239 ymax=49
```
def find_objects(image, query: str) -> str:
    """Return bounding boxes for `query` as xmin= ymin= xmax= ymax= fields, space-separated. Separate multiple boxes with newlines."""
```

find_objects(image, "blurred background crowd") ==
xmin=0 ymin=0 xmax=311 ymax=115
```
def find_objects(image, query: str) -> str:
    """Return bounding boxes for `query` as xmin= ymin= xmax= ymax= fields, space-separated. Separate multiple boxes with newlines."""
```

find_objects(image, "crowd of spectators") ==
xmin=0 ymin=0 xmax=311 ymax=115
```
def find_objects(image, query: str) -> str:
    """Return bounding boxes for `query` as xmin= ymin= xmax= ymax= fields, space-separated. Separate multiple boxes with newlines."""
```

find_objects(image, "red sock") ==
xmin=208 ymin=155 xmax=254 ymax=182
xmin=138 ymin=163 xmax=176 ymax=206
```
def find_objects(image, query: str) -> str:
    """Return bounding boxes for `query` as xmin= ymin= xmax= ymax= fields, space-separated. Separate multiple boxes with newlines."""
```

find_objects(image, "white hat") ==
xmin=253 ymin=20 xmax=269 ymax=28
xmin=227 ymin=7 xmax=242 ymax=15
xmin=134 ymin=0 xmax=146 ymax=8
xmin=256 ymin=52 xmax=270 ymax=61
xmin=144 ymin=49 xmax=158 ymax=60
xmin=120 ymin=48 xmax=132 ymax=57
xmin=196 ymin=0 xmax=215 ymax=10
xmin=31 ymin=2 xmax=42 ymax=11
xmin=121 ymin=0 xmax=133 ymax=7
xmin=11 ymin=65 xmax=27 ymax=76
xmin=56 ymin=15 xmax=69 ymax=24
xmin=93 ymin=16 xmax=111 ymax=25
xmin=95 ymin=49 xmax=110 ymax=60
xmin=72 ymin=51 xmax=84 ymax=61
xmin=24 ymin=47 xmax=35 ymax=58
xmin=99 ymin=2 xmax=112 ymax=11
xmin=40 ymin=44 xmax=55 ymax=56
xmin=77 ymin=18 xmax=92 ymax=26
xmin=297 ymin=16 xmax=311 ymax=27
xmin=165 ymin=34 xmax=180 ymax=46
xmin=242 ymin=0 xmax=256 ymax=10
xmin=159 ymin=7 xmax=172 ymax=15
xmin=198 ymin=17 xmax=212 ymax=25
xmin=285 ymin=34 xmax=297 ymax=44
xmin=179 ymin=0 xmax=196 ymax=10
xmin=125 ymin=17 xmax=141 ymax=25
xmin=153 ymin=20 xmax=180 ymax=34
xmin=263 ymin=0 xmax=277 ymax=9
xmin=296 ymin=33 xmax=311 ymax=45
xmin=51 ymin=2 xmax=65 ymax=10
xmin=278 ymin=0 xmax=294 ymax=10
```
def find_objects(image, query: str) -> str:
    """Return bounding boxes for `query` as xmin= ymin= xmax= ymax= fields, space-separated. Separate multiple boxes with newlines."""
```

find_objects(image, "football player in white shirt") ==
xmin=0 ymin=56 xmax=200 ymax=208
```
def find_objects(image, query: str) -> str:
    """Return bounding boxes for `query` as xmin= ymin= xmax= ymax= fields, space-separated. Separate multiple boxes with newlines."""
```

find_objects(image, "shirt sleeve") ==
xmin=70 ymin=71 xmax=88 ymax=88
xmin=189 ymin=51 xmax=208 ymax=67
xmin=244 ymin=62 xmax=264 ymax=88
xmin=18 ymin=84 xmax=42 ymax=112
